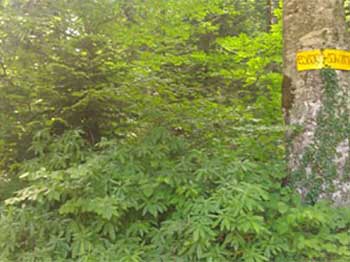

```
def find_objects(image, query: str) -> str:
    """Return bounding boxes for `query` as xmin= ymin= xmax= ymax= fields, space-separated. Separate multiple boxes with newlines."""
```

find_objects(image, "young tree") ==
xmin=283 ymin=0 xmax=350 ymax=205
xmin=267 ymin=0 xmax=279 ymax=30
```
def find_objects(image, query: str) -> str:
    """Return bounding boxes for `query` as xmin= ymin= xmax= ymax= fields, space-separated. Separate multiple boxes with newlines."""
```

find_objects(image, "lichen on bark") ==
xmin=290 ymin=69 xmax=350 ymax=205
xmin=283 ymin=0 xmax=350 ymax=206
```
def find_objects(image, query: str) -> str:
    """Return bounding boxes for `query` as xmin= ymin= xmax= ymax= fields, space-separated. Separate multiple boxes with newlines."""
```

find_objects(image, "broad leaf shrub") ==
xmin=1 ymin=1 xmax=350 ymax=261
xmin=1 ymin=127 xmax=350 ymax=262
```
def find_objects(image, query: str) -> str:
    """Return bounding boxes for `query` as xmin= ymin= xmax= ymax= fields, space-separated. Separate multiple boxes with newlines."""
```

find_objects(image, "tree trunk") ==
xmin=283 ymin=0 xmax=350 ymax=205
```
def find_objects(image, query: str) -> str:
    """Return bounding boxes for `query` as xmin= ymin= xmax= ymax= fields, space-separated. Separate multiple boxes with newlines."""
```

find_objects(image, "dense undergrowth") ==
xmin=0 ymin=0 xmax=350 ymax=261
xmin=1 ymin=127 xmax=350 ymax=261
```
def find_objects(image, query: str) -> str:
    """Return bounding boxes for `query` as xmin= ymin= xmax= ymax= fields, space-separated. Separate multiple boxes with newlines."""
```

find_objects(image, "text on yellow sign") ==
xmin=296 ymin=49 xmax=350 ymax=71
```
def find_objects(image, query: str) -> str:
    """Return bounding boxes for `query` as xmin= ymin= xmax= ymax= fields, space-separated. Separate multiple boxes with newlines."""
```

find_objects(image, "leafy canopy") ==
xmin=0 ymin=0 xmax=349 ymax=261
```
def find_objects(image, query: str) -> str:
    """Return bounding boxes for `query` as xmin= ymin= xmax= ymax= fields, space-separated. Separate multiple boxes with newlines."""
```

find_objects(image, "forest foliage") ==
xmin=0 ymin=0 xmax=350 ymax=261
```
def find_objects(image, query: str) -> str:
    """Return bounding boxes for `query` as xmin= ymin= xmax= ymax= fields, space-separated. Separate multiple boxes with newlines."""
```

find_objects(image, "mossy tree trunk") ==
xmin=283 ymin=0 xmax=350 ymax=205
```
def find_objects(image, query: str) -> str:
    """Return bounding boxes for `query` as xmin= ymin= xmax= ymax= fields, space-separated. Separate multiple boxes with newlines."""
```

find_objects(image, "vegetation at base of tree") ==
xmin=0 ymin=0 xmax=349 ymax=261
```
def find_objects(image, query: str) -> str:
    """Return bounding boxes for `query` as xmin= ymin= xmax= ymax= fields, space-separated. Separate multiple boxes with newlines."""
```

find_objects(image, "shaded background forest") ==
xmin=0 ymin=1 xmax=349 ymax=261
xmin=0 ymin=0 xmax=282 ymax=180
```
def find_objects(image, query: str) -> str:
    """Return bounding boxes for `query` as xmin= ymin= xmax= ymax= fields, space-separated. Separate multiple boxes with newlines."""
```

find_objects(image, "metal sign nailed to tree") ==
xmin=297 ymin=49 xmax=350 ymax=71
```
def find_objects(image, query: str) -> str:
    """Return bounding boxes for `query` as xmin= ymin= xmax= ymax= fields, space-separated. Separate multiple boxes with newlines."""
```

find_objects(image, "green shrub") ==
xmin=1 ymin=128 xmax=349 ymax=262
xmin=1 ymin=1 xmax=349 ymax=261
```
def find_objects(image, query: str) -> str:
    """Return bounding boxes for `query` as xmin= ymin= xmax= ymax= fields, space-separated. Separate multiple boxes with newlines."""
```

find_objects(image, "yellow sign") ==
xmin=296 ymin=49 xmax=350 ymax=71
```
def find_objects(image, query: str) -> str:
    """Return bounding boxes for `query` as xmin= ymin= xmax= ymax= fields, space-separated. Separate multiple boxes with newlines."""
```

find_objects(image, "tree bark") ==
xmin=283 ymin=0 xmax=350 ymax=205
